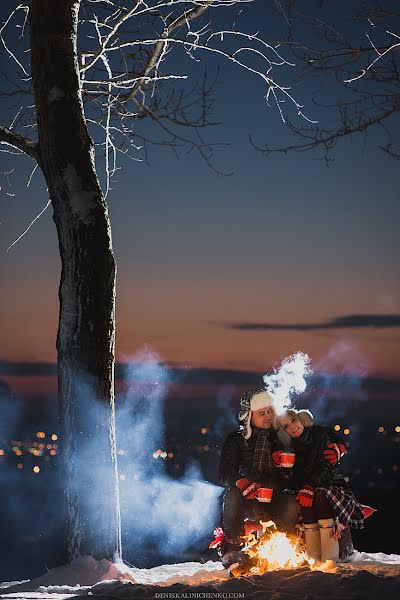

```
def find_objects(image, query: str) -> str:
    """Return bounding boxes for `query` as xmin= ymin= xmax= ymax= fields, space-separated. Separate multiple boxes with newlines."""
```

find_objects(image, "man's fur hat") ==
xmin=238 ymin=389 xmax=277 ymax=440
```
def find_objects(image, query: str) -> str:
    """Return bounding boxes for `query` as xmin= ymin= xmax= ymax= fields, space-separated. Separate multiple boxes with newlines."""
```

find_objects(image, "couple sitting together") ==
xmin=217 ymin=388 xmax=367 ymax=568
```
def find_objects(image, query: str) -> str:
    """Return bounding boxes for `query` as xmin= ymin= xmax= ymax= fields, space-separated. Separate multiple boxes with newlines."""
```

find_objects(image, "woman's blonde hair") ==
xmin=283 ymin=408 xmax=315 ymax=428
xmin=276 ymin=408 xmax=315 ymax=445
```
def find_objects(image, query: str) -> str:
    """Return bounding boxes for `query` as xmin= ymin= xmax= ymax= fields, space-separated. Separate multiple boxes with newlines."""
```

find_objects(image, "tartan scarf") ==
xmin=251 ymin=426 xmax=273 ymax=474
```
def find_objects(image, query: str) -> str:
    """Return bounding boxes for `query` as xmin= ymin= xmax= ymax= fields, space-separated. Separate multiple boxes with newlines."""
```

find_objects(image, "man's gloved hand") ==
xmin=323 ymin=442 xmax=346 ymax=465
xmin=272 ymin=450 xmax=283 ymax=467
xmin=296 ymin=485 xmax=314 ymax=507
xmin=236 ymin=478 xmax=261 ymax=499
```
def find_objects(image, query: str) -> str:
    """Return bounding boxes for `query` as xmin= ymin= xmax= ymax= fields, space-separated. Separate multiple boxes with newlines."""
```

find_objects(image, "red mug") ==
xmin=257 ymin=487 xmax=273 ymax=503
xmin=280 ymin=452 xmax=295 ymax=468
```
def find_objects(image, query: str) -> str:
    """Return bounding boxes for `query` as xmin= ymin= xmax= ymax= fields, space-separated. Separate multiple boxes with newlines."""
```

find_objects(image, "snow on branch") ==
xmin=75 ymin=0 xmax=316 ymax=187
xmin=344 ymin=20 xmax=400 ymax=83
xmin=246 ymin=4 xmax=400 ymax=162
xmin=126 ymin=1 xmax=213 ymax=101
xmin=6 ymin=198 xmax=51 ymax=254
xmin=0 ymin=0 xmax=314 ymax=193
xmin=0 ymin=124 xmax=39 ymax=162
xmin=80 ymin=0 xmax=310 ymax=121
xmin=0 ymin=3 xmax=37 ymax=163
xmin=0 ymin=3 xmax=30 ymax=76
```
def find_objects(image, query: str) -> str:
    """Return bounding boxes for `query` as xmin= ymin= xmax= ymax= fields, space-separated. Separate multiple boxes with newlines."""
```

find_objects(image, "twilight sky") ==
xmin=0 ymin=0 xmax=399 ymax=387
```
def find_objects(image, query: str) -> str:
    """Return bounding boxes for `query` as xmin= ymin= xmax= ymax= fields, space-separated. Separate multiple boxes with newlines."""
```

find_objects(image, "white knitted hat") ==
xmin=238 ymin=389 xmax=276 ymax=440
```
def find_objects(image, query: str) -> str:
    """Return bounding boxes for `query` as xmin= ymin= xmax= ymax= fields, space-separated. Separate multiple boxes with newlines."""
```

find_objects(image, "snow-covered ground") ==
xmin=1 ymin=552 xmax=399 ymax=600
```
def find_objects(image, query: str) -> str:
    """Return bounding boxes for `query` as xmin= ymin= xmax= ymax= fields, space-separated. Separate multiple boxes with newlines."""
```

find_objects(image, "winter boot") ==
xmin=318 ymin=518 xmax=339 ymax=562
xmin=220 ymin=540 xmax=245 ymax=569
xmin=303 ymin=523 xmax=321 ymax=561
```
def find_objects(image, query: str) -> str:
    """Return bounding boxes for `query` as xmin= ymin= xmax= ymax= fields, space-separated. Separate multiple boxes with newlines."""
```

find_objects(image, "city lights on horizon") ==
xmin=0 ymin=422 xmax=398 ymax=489
xmin=36 ymin=432 xmax=58 ymax=440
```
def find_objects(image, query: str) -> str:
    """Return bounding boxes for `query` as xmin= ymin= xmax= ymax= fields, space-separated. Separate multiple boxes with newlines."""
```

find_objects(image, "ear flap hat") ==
xmin=238 ymin=389 xmax=276 ymax=440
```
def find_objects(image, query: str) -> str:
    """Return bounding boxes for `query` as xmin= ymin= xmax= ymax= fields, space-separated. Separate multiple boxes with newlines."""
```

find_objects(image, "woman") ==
xmin=216 ymin=389 xmax=299 ymax=568
xmin=277 ymin=409 xmax=364 ymax=562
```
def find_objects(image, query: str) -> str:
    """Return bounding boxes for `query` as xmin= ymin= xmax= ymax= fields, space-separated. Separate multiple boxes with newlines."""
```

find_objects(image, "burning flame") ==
xmin=238 ymin=520 xmax=314 ymax=575
xmin=258 ymin=531 xmax=309 ymax=569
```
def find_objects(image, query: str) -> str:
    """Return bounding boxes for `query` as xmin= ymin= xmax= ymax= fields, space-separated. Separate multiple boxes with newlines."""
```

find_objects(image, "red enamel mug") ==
xmin=280 ymin=452 xmax=295 ymax=468
xmin=257 ymin=487 xmax=273 ymax=503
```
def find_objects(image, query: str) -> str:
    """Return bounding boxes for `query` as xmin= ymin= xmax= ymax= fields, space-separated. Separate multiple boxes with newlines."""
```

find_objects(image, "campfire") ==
xmin=232 ymin=520 xmax=313 ymax=576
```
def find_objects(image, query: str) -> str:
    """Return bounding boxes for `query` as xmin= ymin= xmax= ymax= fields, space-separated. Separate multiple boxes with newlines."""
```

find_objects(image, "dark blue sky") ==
xmin=0 ymin=0 xmax=399 ymax=385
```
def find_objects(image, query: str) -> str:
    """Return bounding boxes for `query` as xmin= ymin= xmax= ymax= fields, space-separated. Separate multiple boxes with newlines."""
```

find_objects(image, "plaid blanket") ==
xmin=317 ymin=485 xmax=365 ymax=529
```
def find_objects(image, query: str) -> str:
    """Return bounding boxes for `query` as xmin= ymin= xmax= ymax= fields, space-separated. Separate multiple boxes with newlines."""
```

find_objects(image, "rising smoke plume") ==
xmin=116 ymin=348 xmax=222 ymax=565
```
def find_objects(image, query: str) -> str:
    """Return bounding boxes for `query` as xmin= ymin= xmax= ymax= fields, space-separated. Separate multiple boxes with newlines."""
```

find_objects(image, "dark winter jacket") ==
xmin=291 ymin=425 xmax=347 ymax=489
xmin=218 ymin=428 xmax=288 ymax=489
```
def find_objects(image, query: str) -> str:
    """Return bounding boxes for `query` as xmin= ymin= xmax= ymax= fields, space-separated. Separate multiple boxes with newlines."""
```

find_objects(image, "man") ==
xmin=217 ymin=389 xmax=299 ymax=567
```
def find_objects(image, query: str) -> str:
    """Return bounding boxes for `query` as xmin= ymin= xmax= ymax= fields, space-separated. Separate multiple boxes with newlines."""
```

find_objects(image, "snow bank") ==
xmin=1 ymin=552 xmax=400 ymax=599
xmin=0 ymin=557 xmax=226 ymax=597
xmin=335 ymin=551 xmax=400 ymax=577
xmin=128 ymin=559 xmax=228 ymax=586
xmin=0 ymin=555 xmax=134 ymax=595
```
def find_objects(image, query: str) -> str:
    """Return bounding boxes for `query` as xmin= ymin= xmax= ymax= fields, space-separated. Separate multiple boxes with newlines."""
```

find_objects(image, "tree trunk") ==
xmin=29 ymin=0 xmax=121 ymax=561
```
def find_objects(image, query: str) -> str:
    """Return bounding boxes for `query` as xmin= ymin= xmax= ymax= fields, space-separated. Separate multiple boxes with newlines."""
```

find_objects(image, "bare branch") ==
xmin=345 ymin=25 xmax=400 ymax=83
xmin=0 ymin=124 xmax=39 ymax=162
xmin=6 ymin=198 xmax=51 ymax=253
xmin=251 ymin=103 xmax=399 ymax=164
xmin=255 ymin=2 xmax=400 ymax=160
xmin=128 ymin=1 xmax=212 ymax=101
xmin=0 ymin=3 xmax=30 ymax=76
xmin=0 ymin=0 xmax=319 ymax=187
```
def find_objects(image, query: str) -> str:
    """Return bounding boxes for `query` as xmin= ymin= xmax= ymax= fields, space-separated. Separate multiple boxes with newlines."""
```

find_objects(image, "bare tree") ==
xmin=251 ymin=1 xmax=400 ymax=162
xmin=0 ymin=0 xmax=311 ymax=563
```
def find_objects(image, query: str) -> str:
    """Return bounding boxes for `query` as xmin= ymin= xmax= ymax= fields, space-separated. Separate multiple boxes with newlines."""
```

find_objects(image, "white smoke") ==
xmin=306 ymin=339 xmax=368 ymax=425
xmin=211 ymin=384 xmax=237 ymax=438
xmin=117 ymin=348 xmax=222 ymax=563
xmin=263 ymin=352 xmax=312 ymax=415
xmin=262 ymin=343 xmax=369 ymax=441
xmin=313 ymin=340 xmax=369 ymax=378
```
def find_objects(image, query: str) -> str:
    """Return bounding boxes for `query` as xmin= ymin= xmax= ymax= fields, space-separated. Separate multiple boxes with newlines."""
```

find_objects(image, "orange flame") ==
xmin=239 ymin=520 xmax=314 ymax=575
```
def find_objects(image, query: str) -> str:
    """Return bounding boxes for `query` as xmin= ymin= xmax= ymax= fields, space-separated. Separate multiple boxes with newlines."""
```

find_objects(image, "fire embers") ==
xmin=231 ymin=520 xmax=313 ymax=577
